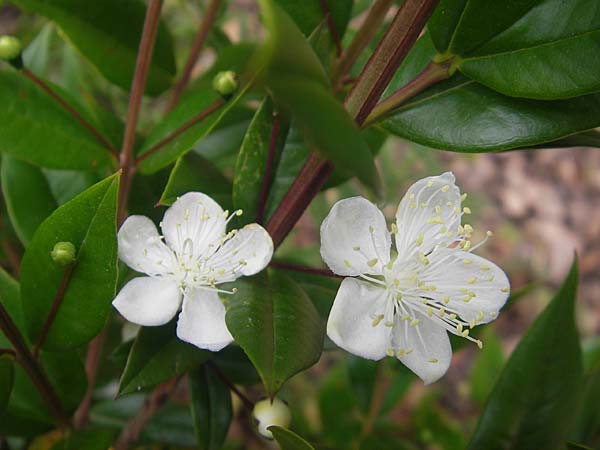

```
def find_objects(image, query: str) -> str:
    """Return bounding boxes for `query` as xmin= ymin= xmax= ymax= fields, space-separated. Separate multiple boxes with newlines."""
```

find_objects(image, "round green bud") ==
xmin=0 ymin=35 xmax=23 ymax=61
xmin=212 ymin=70 xmax=238 ymax=96
xmin=50 ymin=241 xmax=77 ymax=267
xmin=252 ymin=397 xmax=291 ymax=439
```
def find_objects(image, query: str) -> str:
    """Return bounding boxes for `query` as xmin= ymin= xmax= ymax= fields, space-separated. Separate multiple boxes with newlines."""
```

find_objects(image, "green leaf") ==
xmin=0 ymin=356 xmax=14 ymax=413
xmin=189 ymin=365 xmax=232 ymax=450
xmin=12 ymin=0 xmax=176 ymax=95
xmin=469 ymin=326 xmax=504 ymax=406
xmin=269 ymin=425 xmax=316 ymax=450
xmin=1 ymin=155 xmax=58 ymax=246
xmin=0 ymin=70 xmax=112 ymax=170
xmin=347 ymin=355 xmax=378 ymax=414
xmin=468 ymin=258 xmax=582 ymax=450
xmin=225 ymin=271 xmax=325 ymax=395
xmin=20 ymin=174 xmax=120 ymax=350
xmin=381 ymin=76 xmax=600 ymax=152
xmin=119 ymin=320 xmax=210 ymax=396
xmin=275 ymin=0 xmax=353 ymax=38
xmin=160 ymin=152 xmax=232 ymax=209
xmin=258 ymin=0 xmax=382 ymax=198
xmin=50 ymin=429 xmax=115 ymax=450
xmin=212 ymin=346 xmax=261 ymax=386
xmin=430 ymin=0 xmax=600 ymax=99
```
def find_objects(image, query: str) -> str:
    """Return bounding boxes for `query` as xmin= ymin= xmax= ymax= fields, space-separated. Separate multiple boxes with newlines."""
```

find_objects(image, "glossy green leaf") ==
xmin=570 ymin=369 xmax=600 ymax=447
xmin=0 ymin=356 xmax=14 ymax=413
xmin=12 ymin=0 xmax=176 ymax=95
xmin=212 ymin=346 xmax=261 ymax=386
xmin=43 ymin=169 xmax=98 ymax=206
xmin=137 ymin=87 xmax=252 ymax=174
xmin=468 ymin=259 xmax=582 ymax=450
xmin=189 ymin=365 xmax=232 ymax=450
xmin=269 ymin=426 xmax=316 ymax=450
xmin=160 ymin=153 xmax=232 ymax=210
xmin=430 ymin=0 xmax=600 ymax=99
xmin=0 ymin=70 xmax=112 ymax=170
xmin=1 ymin=155 xmax=57 ymax=245
xmin=275 ymin=0 xmax=353 ymax=38
xmin=119 ymin=320 xmax=210 ymax=396
xmin=469 ymin=326 xmax=504 ymax=406
xmin=382 ymin=76 xmax=600 ymax=152
xmin=225 ymin=271 xmax=325 ymax=395
xmin=20 ymin=174 xmax=120 ymax=350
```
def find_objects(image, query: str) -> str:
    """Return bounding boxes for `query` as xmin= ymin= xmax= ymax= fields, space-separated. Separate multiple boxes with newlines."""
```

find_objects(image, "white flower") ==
xmin=252 ymin=397 xmax=292 ymax=439
xmin=320 ymin=172 xmax=510 ymax=384
xmin=112 ymin=192 xmax=273 ymax=352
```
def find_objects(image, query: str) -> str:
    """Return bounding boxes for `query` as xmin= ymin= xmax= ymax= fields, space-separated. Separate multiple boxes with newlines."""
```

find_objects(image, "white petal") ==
xmin=327 ymin=278 xmax=391 ymax=360
xmin=207 ymin=223 xmax=273 ymax=282
xmin=392 ymin=312 xmax=452 ymax=384
xmin=420 ymin=248 xmax=510 ymax=325
xmin=112 ymin=277 xmax=181 ymax=326
xmin=161 ymin=192 xmax=226 ymax=258
xmin=395 ymin=172 xmax=462 ymax=258
xmin=176 ymin=288 xmax=233 ymax=352
xmin=320 ymin=197 xmax=391 ymax=276
xmin=118 ymin=215 xmax=176 ymax=276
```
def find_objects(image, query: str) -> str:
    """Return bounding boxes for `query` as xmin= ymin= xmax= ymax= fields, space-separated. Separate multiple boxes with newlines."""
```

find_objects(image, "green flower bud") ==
xmin=212 ymin=70 xmax=238 ymax=96
xmin=50 ymin=241 xmax=77 ymax=267
xmin=252 ymin=397 xmax=291 ymax=439
xmin=0 ymin=35 xmax=23 ymax=61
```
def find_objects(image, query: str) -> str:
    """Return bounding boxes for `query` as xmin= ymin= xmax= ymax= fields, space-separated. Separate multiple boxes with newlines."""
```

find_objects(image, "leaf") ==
xmin=189 ymin=365 xmax=232 ymax=450
xmin=1 ymin=155 xmax=58 ymax=246
xmin=429 ymin=0 xmax=600 ymax=99
xmin=119 ymin=319 xmax=210 ymax=396
xmin=12 ymin=0 xmax=176 ymax=95
xmin=274 ymin=0 xmax=353 ymax=38
xmin=50 ymin=429 xmax=115 ymax=450
xmin=469 ymin=326 xmax=504 ymax=406
xmin=269 ymin=426 xmax=316 ymax=450
xmin=468 ymin=258 xmax=582 ymax=450
xmin=20 ymin=174 xmax=120 ymax=350
xmin=159 ymin=153 xmax=232 ymax=210
xmin=136 ymin=87 xmax=253 ymax=174
xmin=0 ymin=356 xmax=14 ymax=413
xmin=225 ymin=271 xmax=325 ymax=395
xmin=0 ymin=70 xmax=112 ymax=170
xmin=381 ymin=76 xmax=600 ymax=152
xmin=258 ymin=0 xmax=382 ymax=198
xmin=212 ymin=346 xmax=261 ymax=385
xmin=347 ymin=355 xmax=379 ymax=414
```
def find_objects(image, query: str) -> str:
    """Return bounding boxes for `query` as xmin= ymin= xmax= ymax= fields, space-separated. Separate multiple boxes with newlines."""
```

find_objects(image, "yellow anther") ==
xmin=421 ymin=202 xmax=428 ymax=209
xmin=461 ymin=193 xmax=468 ymax=201
xmin=458 ymin=225 xmax=465 ymax=235
xmin=456 ymin=324 xmax=463 ymax=333
xmin=441 ymin=226 xmax=448 ymax=234
xmin=469 ymin=319 xmax=476 ymax=329
xmin=501 ymin=287 xmax=509 ymax=293
xmin=367 ymin=258 xmax=378 ymax=267
xmin=476 ymin=340 xmax=483 ymax=349
xmin=406 ymin=348 xmax=414 ymax=355
xmin=401 ymin=315 xmax=410 ymax=321
xmin=416 ymin=234 xmax=424 ymax=246
xmin=449 ymin=313 xmax=457 ymax=320
xmin=435 ymin=205 xmax=442 ymax=215
xmin=369 ymin=226 xmax=374 ymax=233
xmin=372 ymin=315 xmax=384 ymax=327
xmin=396 ymin=348 xmax=405 ymax=358
xmin=463 ymin=240 xmax=472 ymax=251
xmin=427 ymin=216 xmax=444 ymax=225
xmin=391 ymin=223 xmax=398 ymax=235
xmin=461 ymin=329 xmax=470 ymax=337
xmin=344 ymin=260 xmax=351 ymax=268
xmin=418 ymin=252 xmax=429 ymax=266
xmin=443 ymin=295 xmax=450 ymax=304
xmin=426 ymin=306 xmax=433 ymax=317
xmin=480 ymin=264 xmax=490 ymax=271
xmin=462 ymin=295 xmax=472 ymax=303
xmin=467 ymin=277 xmax=477 ymax=285
xmin=463 ymin=207 xmax=472 ymax=214
xmin=439 ymin=308 xmax=446 ymax=317
xmin=486 ymin=275 xmax=495 ymax=282
xmin=353 ymin=246 xmax=360 ymax=251
xmin=393 ymin=278 xmax=400 ymax=287
xmin=410 ymin=318 xmax=420 ymax=327
xmin=447 ymin=201 xmax=453 ymax=207
xmin=428 ymin=358 xmax=439 ymax=363
xmin=441 ymin=185 xmax=450 ymax=192
xmin=477 ymin=310 xmax=485 ymax=321
xmin=426 ymin=181 xmax=434 ymax=187
xmin=463 ymin=259 xmax=473 ymax=265
xmin=410 ymin=202 xmax=417 ymax=209
xmin=236 ymin=209 xmax=243 ymax=216
xmin=386 ymin=348 xmax=395 ymax=357
xmin=490 ymin=312 xmax=498 ymax=318
xmin=385 ymin=321 xmax=395 ymax=327
xmin=408 ymin=193 xmax=415 ymax=199
xmin=486 ymin=230 xmax=493 ymax=237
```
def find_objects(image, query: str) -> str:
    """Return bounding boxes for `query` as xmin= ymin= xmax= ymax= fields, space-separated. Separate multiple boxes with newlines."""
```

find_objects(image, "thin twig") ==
xmin=21 ymin=69 xmax=119 ymax=159
xmin=207 ymin=361 xmax=254 ymax=411
xmin=135 ymin=97 xmax=225 ymax=165
xmin=73 ymin=331 xmax=106 ymax=429
xmin=0 ymin=302 xmax=69 ymax=429
xmin=270 ymin=261 xmax=342 ymax=279
xmin=318 ymin=0 xmax=342 ymax=55
xmin=0 ymin=348 xmax=16 ymax=357
xmin=256 ymin=112 xmax=280 ymax=224
xmin=113 ymin=377 xmax=181 ymax=450
xmin=164 ymin=0 xmax=221 ymax=113
xmin=33 ymin=266 xmax=74 ymax=358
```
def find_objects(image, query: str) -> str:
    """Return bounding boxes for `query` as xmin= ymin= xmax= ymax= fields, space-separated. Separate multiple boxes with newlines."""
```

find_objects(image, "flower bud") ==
xmin=252 ymin=397 xmax=291 ymax=439
xmin=50 ymin=241 xmax=77 ymax=267
xmin=0 ymin=35 xmax=23 ymax=61
xmin=212 ymin=70 xmax=238 ymax=97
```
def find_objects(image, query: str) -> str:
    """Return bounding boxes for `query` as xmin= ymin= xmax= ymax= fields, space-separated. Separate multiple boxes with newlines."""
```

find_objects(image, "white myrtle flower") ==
xmin=320 ymin=172 xmax=510 ymax=384
xmin=112 ymin=192 xmax=273 ymax=352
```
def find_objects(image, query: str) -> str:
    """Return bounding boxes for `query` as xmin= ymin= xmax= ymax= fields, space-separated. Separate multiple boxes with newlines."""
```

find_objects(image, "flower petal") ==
xmin=395 ymin=172 xmax=462 ymax=259
xmin=327 ymin=278 xmax=391 ymax=360
xmin=118 ymin=215 xmax=176 ymax=276
xmin=112 ymin=277 xmax=181 ymax=326
xmin=161 ymin=192 xmax=226 ymax=258
xmin=176 ymin=288 xmax=234 ymax=352
xmin=420 ymin=248 xmax=510 ymax=325
xmin=320 ymin=197 xmax=391 ymax=276
xmin=207 ymin=223 xmax=273 ymax=281
xmin=392 ymin=312 xmax=452 ymax=384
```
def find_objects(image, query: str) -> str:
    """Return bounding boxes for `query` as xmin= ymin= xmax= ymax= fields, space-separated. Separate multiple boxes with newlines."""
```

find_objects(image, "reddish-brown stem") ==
xmin=0 ymin=302 xmax=69 ymax=429
xmin=21 ymin=69 xmax=119 ymax=159
xmin=164 ymin=0 xmax=221 ymax=113
xmin=135 ymin=97 xmax=225 ymax=165
xmin=0 ymin=348 xmax=16 ymax=357
xmin=256 ymin=113 xmax=280 ymax=224
xmin=33 ymin=266 xmax=73 ymax=358
xmin=73 ymin=331 xmax=106 ymax=429
xmin=270 ymin=261 xmax=342 ymax=279
xmin=113 ymin=377 xmax=181 ymax=450
xmin=207 ymin=361 xmax=255 ymax=411
xmin=319 ymin=0 xmax=342 ymax=55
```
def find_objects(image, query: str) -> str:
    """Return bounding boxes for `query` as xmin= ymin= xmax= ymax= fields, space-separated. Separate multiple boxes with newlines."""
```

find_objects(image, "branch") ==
xmin=270 ymin=261 xmax=342 ymax=279
xmin=0 ymin=302 xmax=69 ymax=429
xmin=164 ymin=0 xmax=222 ymax=113
xmin=207 ymin=361 xmax=254 ymax=411
xmin=0 ymin=348 xmax=16 ymax=357
xmin=318 ymin=0 xmax=342 ymax=55
xmin=256 ymin=112 xmax=280 ymax=224
xmin=72 ymin=331 xmax=105 ymax=429
xmin=22 ymin=69 xmax=119 ymax=159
